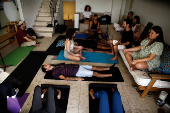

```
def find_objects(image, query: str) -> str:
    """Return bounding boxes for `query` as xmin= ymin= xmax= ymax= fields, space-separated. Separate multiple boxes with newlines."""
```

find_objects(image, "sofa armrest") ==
xmin=149 ymin=74 xmax=170 ymax=80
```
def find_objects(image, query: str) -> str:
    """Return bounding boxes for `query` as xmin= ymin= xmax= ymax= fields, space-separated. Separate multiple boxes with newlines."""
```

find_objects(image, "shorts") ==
xmin=64 ymin=49 xmax=74 ymax=58
xmin=112 ymin=40 xmax=126 ymax=50
xmin=113 ymin=23 xmax=124 ymax=31
xmin=76 ymin=65 xmax=93 ymax=77
xmin=21 ymin=41 xmax=36 ymax=47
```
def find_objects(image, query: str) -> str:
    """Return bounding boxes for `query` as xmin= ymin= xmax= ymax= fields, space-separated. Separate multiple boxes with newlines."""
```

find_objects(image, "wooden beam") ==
xmin=141 ymin=78 xmax=157 ymax=98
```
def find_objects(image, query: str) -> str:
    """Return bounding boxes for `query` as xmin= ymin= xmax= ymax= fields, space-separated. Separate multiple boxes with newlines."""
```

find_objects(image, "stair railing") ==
xmin=47 ymin=0 xmax=58 ymax=27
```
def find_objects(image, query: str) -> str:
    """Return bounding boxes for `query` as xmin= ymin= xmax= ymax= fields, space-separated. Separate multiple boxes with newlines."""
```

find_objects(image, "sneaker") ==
xmin=12 ymin=88 xmax=19 ymax=98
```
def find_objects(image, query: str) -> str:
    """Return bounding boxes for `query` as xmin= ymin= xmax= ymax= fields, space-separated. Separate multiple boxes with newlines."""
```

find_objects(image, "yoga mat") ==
xmin=2 ymin=51 xmax=47 ymax=96
xmin=57 ymin=50 xmax=118 ymax=64
xmin=7 ymin=93 xmax=29 ymax=113
xmin=29 ymin=84 xmax=70 ymax=113
xmin=0 ymin=46 xmax=36 ymax=66
xmin=74 ymin=34 xmax=108 ymax=39
xmin=44 ymin=65 xmax=124 ymax=82
xmin=46 ymin=35 xmax=65 ymax=55
xmin=89 ymin=83 xmax=124 ymax=113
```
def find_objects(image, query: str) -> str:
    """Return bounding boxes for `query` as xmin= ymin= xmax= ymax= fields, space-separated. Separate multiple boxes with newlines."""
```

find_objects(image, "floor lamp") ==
xmin=0 ymin=53 xmax=13 ymax=72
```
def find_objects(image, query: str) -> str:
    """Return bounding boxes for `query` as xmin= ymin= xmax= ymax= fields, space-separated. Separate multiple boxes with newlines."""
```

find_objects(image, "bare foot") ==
xmin=130 ymin=66 xmax=135 ymax=71
xmin=57 ymin=89 xmax=61 ymax=99
xmin=110 ymin=56 xmax=117 ymax=60
xmin=89 ymin=89 xmax=95 ymax=99
xmin=81 ymin=56 xmax=86 ymax=60
xmin=34 ymin=44 xmax=39 ymax=47
xmin=112 ymin=88 xmax=116 ymax=92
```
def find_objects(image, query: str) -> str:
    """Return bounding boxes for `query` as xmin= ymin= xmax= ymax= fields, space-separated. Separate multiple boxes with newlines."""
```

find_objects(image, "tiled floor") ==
xmin=0 ymin=32 xmax=169 ymax=113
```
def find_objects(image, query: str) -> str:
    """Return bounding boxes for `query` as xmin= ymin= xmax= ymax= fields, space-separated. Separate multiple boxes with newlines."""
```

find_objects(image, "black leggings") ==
xmin=31 ymin=86 xmax=56 ymax=113
xmin=79 ymin=18 xmax=91 ymax=23
xmin=0 ymin=83 xmax=16 ymax=113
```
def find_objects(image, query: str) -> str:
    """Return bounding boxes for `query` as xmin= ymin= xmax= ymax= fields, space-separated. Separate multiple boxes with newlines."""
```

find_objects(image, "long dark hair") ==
xmin=133 ymin=15 xmax=140 ymax=26
xmin=84 ymin=5 xmax=91 ymax=11
xmin=150 ymin=26 xmax=164 ymax=44
xmin=66 ymin=28 xmax=76 ymax=40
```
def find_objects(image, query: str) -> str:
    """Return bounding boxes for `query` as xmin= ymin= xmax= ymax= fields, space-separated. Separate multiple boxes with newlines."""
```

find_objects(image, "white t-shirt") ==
xmin=83 ymin=11 xmax=92 ymax=18
xmin=132 ymin=24 xmax=140 ymax=33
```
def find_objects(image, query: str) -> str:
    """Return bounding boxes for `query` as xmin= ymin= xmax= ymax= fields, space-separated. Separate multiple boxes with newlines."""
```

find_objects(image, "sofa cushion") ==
xmin=151 ymin=50 xmax=170 ymax=74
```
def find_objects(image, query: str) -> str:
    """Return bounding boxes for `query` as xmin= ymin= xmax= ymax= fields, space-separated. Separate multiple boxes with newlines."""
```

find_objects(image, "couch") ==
xmin=78 ymin=12 xmax=108 ymax=33
xmin=108 ymin=19 xmax=170 ymax=98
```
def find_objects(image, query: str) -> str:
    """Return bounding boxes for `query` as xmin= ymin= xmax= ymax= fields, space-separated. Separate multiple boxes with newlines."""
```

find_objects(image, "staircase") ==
xmin=33 ymin=0 xmax=60 ymax=37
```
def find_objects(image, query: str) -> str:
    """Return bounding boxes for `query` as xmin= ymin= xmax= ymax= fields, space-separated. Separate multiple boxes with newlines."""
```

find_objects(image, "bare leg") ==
xmin=110 ymin=45 xmax=118 ymax=60
xmin=125 ymin=51 xmax=133 ymax=67
xmin=86 ymin=30 xmax=90 ymax=34
xmin=134 ymin=62 xmax=148 ymax=71
xmin=67 ymin=55 xmax=81 ymax=62
xmin=92 ymin=72 xmax=112 ymax=78
xmin=92 ymin=66 xmax=110 ymax=71
xmin=109 ymin=40 xmax=114 ymax=55
xmin=74 ymin=48 xmax=86 ymax=60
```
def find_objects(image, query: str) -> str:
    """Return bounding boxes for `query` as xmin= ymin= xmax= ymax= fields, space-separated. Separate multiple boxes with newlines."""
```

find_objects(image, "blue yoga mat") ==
xmin=74 ymin=34 xmax=108 ymax=39
xmin=57 ymin=50 xmax=118 ymax=64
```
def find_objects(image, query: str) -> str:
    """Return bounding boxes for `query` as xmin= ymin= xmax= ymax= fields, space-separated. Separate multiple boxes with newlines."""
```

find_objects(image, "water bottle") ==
xmin=156 ymin=91 xmax=168 ymax=107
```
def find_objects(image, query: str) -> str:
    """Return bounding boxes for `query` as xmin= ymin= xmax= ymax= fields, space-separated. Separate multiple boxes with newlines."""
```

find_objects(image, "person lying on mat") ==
xmin=31 ymin=85 xmax=61 ymax=113
xmin=42 ymin=64 xmax=112 ymax=81
xmin=124 ymin=26 xmax=164 ymax=71
xmin=109 ymin=19 xmax=133 ymax=60
xmin=17 ymin=21 xmax=39 ymax=47
xmin=89 ymin=89 xmax=123 ymax=113
xmin=64 ymin=28 xmax=86 ymax=62
xmin=0 ymin=83 xmax=19 ymax=113
xmin=79 ymin=5 xmax=92 ymax=23
xmin=86 ymin=14 xmax=102 ymax=34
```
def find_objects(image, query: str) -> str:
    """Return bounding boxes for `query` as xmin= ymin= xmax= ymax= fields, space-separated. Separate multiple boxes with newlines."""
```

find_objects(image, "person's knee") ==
xmin=92 ymin=66 xmax=97 ymax=70
xmin=75 ymin=57 xmax=81 ymax=62
xmin=135 ymin=63 xmax=143 ymax=69
xmin=109 ymin=40 xmax=113 ymax=44
xmin=114 ymin=45 xmax=118 ymax=49
xmin=93 ymin=72 xmax=98 ymax=76
xmin=125 ymin=51 xmax=131 ymax=56
xmin=86 ymin=30 xmax=89 ymax=34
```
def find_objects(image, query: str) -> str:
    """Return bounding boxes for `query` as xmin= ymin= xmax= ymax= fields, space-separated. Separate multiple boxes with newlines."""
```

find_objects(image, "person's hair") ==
xmin=65 ymin=28 xmax=76 ymax=40
xmin=84 ymin=5 xmax=91 ymax=11
xmin=134 ymin=15 xmax=140 ymax=24
xmin=17 ymin=23 xmax=23 ymax=30
xmin=41 ymin=65 xmax=46 ymax=73
xmin=123 ymin=19 xmax=133 ymax=28
xmin=94 ymin=14 xmax=98 ymax=17
xmin=150 ymin=26 xmax=164 ymax=44
xmin=128 ymin=11 xmax=133 ymax=16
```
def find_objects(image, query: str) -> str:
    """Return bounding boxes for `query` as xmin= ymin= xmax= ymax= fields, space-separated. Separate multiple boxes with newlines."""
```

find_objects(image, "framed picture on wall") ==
xmin=0 ymin=0 xmax=18 ymax=10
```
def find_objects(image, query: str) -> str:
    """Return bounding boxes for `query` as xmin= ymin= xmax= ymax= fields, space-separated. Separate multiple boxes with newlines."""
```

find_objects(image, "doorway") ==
xmin=63 ymin=1 xmax=75 ymax=28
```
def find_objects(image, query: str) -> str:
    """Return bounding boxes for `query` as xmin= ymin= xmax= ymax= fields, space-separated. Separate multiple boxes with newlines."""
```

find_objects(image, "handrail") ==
xmin=48 ymin=0 xmax=58 ymax=26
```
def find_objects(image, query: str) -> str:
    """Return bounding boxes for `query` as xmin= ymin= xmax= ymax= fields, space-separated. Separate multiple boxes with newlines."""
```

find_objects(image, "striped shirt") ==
xmin=52 ymin=63 xmax=79 ymax=78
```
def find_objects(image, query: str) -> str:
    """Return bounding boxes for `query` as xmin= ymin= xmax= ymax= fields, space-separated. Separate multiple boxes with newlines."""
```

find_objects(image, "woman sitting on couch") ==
xmin=79 ymin=5 xmax=92 ymax=23
xmin=124 ymin=26 xmax=164 ymax=71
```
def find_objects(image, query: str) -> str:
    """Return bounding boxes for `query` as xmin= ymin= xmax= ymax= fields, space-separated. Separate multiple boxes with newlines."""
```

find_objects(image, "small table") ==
xmin=0 ymin=32 xmax=18 ymax=50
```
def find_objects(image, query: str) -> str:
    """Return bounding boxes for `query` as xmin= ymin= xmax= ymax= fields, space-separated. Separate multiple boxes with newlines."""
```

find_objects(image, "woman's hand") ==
xmin=78 ymin=46 xmax=83 ymax=49
xmin=75 ymin=54 xmax=81 ymax=57
xmin=123 ymin=49 xmax=128 ymax=53
xmin=132 ymin=60 xmax=138 ymax=65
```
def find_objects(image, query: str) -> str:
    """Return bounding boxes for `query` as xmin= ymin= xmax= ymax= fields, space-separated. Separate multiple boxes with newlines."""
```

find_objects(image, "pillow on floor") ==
xmin=56 ymin=40 xmax=65 ymax=47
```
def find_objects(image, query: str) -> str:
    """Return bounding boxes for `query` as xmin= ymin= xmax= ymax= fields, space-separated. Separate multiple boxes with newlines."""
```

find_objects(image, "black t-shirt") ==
xmin=121 ymin=29 xmax=133 ymax=48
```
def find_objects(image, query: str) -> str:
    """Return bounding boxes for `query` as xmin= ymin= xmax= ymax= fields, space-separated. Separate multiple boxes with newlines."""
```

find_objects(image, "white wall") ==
xmin=75 ymin=0 xmax=112 ymax=13
xmin=132 ymin=0 xmax=170 ymax=45
xmin=20 ymin=0 xmax=43 ymax=28
xmin=111 ymin=0 xmax=122 ymax=23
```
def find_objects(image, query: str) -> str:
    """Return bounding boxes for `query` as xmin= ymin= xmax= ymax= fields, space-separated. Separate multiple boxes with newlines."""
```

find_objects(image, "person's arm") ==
xmin=27 ymin=34 xmax=38 ymax=43
xmin=89 ymin=21 xmax=93 ymax=32
xmin=23 ymin=36 xmax=34 ymax=42
xmin=97 ymin=22 xmax=100 ymax=31
xmin=59 ymin=75 xmax=84 ymax=81
xmin=132 ymin=53 xmax=157 ymax=65
xmin=134 ymin=25 xmax=140 ymax=33
xmin=123 ymin=45 xmax=141 ymax=52
xmin=89 ymin=15 xmax=92 ymax=20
